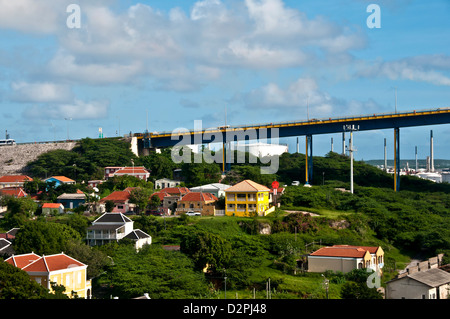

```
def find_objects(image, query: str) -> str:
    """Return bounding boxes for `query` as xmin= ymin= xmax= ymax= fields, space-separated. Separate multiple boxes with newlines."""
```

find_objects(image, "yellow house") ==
xmin=5 ymin=252 xmax=91 ymax=298
xmin=225 ymin=180 xmax=271 ymax=217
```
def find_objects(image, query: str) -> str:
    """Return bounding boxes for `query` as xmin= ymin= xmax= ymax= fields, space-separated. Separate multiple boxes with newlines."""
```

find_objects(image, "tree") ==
xmin=0 ymin=259 xmax=68 ymax=299
xmin=104 ymin=200 xmax=115 ymax=212
xmin=149 ymin=195 xmax=161 ymax=210
xmin=181 ymin=161 xmax=221 ymax=187
xmin=99 ymin=244 xmax=208 ymax=299
xmin=64 ymin=240 xmax=111 ymax=279
xmin=14 ymin=221 xmax=81 ymax=255
xmin=0 ymin=196 xmax=37 ymax=228
xmin=129 ymin=187 xmax=152 ymax=214
xmin=340 ymin=281 xmax=383 ymax=299
xmin=180 ymin=230 xmax=232 ymax=272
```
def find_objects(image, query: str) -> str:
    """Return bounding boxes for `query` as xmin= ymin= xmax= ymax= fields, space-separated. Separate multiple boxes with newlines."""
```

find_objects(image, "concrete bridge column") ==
xmin=394 ymin=128 xmax=400 ymax=192
xmin=305 ymin=135 xmax=313 ymax=186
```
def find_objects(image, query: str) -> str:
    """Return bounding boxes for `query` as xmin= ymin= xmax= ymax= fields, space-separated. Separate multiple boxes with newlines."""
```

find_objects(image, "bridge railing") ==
xmin=148 ymin=107 xmax=450 ymax=137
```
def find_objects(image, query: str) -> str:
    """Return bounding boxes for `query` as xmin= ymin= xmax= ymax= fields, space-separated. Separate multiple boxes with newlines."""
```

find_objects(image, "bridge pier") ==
xmin=305 ymin=135 xmax=313 ymax=186
xmin=394 ymin=127 xmax=400 ymax=192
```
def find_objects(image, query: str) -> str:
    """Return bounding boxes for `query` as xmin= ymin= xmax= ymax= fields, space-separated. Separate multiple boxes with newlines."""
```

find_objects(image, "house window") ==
xmin=190 ymin=204 xmax=194 ymax=208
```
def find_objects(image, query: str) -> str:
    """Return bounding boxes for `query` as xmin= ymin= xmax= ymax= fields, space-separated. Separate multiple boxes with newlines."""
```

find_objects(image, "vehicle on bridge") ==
xmin=0 ymin=139 xmax=16 ymax=146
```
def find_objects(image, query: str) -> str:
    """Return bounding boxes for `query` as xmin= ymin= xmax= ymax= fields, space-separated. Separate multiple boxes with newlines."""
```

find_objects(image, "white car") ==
xmin=291 ymin=181 xmax=300 ymax=186
xmin=186 ymin=211 xmax=201 ymax=216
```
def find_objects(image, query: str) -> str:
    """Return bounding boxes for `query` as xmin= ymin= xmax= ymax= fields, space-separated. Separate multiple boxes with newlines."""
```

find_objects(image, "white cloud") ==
xmin=31 ymin=0 xmax=367 ymax=88
xmin=47 ymin=50 xmax=143 ymax=85
xmin=23 ymin=99 xmax=109 ymax=120
xmin=239 ymin=78 xmax=333 ymax=112
xmin=11 ymin=81 xmax=73 ymax=103
xmin=358 ymin=56 xmax=450 ymax=86
xmin=0 ymin=0 xmax=66 ymax=34
xmin=234 ymin=77 xmax=386 ymax=120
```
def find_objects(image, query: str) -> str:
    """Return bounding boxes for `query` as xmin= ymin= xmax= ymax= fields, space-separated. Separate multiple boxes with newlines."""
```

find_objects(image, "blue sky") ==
xmin=0 ymin=0 xmax=449 ymax=161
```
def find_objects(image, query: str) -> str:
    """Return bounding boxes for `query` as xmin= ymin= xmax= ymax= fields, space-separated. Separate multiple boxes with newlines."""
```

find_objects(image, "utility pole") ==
xmin=322 ymin=274 xmax=329 ymax=299
xmin=344 ymin=124 xmax=358 ymax=194
xmin=223 ymin=268 xmax=227 ymax=299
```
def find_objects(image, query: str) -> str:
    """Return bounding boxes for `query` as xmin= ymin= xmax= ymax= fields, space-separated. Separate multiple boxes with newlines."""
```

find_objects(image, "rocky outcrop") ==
xmin=0 ymin=142 xmax=76 ymax=175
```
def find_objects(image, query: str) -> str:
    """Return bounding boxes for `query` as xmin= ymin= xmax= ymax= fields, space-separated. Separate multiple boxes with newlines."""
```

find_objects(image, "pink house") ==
xmin=99 ymin=187 xmax=136 ymax=213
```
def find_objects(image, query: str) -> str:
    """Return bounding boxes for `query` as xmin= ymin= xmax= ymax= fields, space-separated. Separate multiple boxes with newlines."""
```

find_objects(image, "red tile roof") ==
xmin=5 ymin=253 xmax=41 ymax=269
xmin=310 ymin=245 xmax=379 ymax=258
xmin=0 ymin=175 xmax=33 ymax=183
xmin=100 ymin=190 xmax=131 ymax=203
xmin=7 ymin=253 xmax=86 ymax=272
xmin=114 ymin=167 xmax=150 ymax=175
xmin=151 ymin=191 xmax=171 ymax=201
xmin=180 ymin=192 xmax=218 ymax=202
xmin=0 ymin=187 xmax=27 ymax=198
xmin=42 ymin=203 xmax=63 ymax=209
xmin=160 ymin=187 xmax=190 ymax=195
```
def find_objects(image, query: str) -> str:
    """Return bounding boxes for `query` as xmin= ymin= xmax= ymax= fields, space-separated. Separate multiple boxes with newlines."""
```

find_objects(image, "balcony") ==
xmin=86 ymin=231 xmax=119 ymax=240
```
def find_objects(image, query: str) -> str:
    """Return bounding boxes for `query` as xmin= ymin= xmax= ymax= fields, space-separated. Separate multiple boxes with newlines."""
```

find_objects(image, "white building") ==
xmin=386 ymin=268 xmax=450 ymax=299
xmin=415 ymin=172 xmax=442 ymax=183
xmin=155 ymin=178 xmax=181 ymax=189
xmin=86 ymin=212 xmax=151 ymax=250
xmin=189 ymin=183 xmax=231 ymax=198
xmin=232 ymin=142 xmax=288 ymax=157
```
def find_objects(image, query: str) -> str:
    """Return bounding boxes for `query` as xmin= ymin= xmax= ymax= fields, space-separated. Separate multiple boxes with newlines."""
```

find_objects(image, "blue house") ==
xmin=44 ymin=176 xmax=76 ymax=188
xmin=57 ymin=192 xmax=86 ymax=209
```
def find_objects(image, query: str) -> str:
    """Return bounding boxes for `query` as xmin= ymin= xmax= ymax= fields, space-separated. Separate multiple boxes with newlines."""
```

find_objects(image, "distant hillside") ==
xmin=365 ymin=159 xmax=450 ymax=170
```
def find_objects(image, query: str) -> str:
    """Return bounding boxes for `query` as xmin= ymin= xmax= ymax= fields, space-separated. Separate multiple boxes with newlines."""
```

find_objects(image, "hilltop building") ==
xmin=307 ymin=245 xmax=384 ymax=274
xmin=176 ymin=192 xmax=218 ymax=216
xmin=44 ymin=176 xmax=75 ymax=187
xmin=225 ymin=180 xmax=271 ymax=217
xmin=86 ymin=212 xmax=151 ymax=250
xmin=5 ymin=252 xmax=92 ymax=298
xmin=0 ymin=175 xmax=32 ymax=189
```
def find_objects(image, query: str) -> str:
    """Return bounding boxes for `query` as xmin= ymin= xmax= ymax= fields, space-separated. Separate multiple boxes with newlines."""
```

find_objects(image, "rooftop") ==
xmin=42 ymin=203 xmax=63 ymax=209
xmin=92 ymin=212 xmax=132 ymax=224
xmin=310 ymin=245 xmax=380 ymax=258
xmin=6 ymin=253 xmax=86 ymax=273
xmin=0 ymin=175 xmax=33 ymax=183
xmin=45 ymin=176 xmax=75 ymax=183
xmin=179 ymin=192 xmax=218 ymax=202
xmin=225 ymin=180 xmax=270 ymax=193
xmin=407 ymin=268 xmax=450 ymax=287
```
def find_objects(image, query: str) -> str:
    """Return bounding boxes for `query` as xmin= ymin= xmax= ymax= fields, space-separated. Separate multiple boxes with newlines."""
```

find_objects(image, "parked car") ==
xmin=147 ymin=210 xmax=163 ymax=216
xmin=186 ymin=211 xmax=201 ymax=216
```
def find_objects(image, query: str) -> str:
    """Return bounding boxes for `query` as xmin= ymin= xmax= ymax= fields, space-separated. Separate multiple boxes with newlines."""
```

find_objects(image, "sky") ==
xmin=0 ymin=0 xmax=449 ymax=161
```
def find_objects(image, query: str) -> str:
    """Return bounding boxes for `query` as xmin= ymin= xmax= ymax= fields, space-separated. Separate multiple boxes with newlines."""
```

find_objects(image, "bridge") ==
xmin=135 ymin=107 xmax=450 ymax=191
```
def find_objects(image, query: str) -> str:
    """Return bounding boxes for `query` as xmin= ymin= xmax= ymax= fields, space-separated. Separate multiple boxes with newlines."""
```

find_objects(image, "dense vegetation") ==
xmin=0 ymin=137 xmax=448 ymax=299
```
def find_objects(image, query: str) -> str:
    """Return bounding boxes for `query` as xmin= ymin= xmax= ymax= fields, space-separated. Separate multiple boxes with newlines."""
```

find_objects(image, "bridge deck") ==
xmin=139 ymin=107 xmax=450 ymax=148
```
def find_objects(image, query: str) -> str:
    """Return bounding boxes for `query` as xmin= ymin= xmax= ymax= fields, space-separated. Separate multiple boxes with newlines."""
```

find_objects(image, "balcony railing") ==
xmin=87 ymin=232 xmax=119 ymax=240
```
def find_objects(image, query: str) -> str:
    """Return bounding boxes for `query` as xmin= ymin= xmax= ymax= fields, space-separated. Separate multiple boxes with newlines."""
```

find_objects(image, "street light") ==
xmin=65 ymin=117 xmax=72 ymax=140
xmin=223 ymin=268 xmax=227 ymax=299
xmin=322 ymin=274 xmax=329 ymax=299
